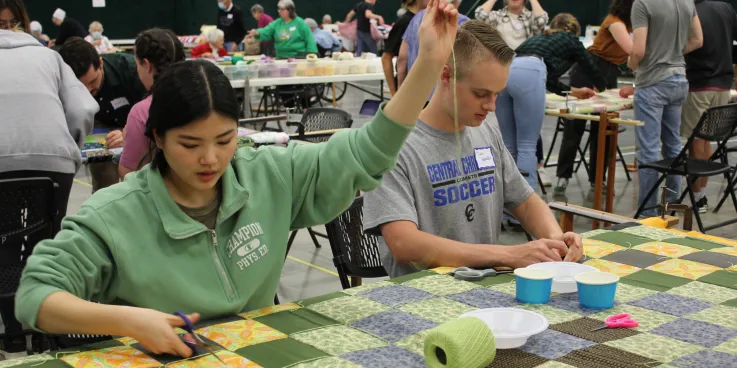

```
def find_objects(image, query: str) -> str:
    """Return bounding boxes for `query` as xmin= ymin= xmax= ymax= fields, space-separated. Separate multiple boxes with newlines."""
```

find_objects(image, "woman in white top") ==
xmin=84 ymin=21 xmax=117 ymax=54
xmin=475 ymin=0 xmax=548 ymax=50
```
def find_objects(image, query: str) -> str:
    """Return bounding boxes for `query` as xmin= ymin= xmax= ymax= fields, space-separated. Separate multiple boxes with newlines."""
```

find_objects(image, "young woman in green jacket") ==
xmin=15 ymin=0 xmax=460 ymax=358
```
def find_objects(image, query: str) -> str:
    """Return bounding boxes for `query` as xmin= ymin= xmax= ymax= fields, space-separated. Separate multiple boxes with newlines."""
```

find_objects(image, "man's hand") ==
xmin=417 ymin=0 xmax=459 ymax=65
xmin=502 ymin=239 xmax=570 ymax=268
xmin=619 ymin=85 xmax=635 ymax=98
xmin=105 ymin=130 xmax=124 ymax=149
xmin=556 ymin=232 xmax=583 ymax=262
xmin=571 ymin=87 xmax=596 ymax=99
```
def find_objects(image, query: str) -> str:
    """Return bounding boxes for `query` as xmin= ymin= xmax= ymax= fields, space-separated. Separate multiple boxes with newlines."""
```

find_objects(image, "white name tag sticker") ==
xmin=110 ymin=97 xmax=129 ymax=110
xmin=475 ymin=147 xmax=496 ymax=170
xmin=227 ymin=13 xmax=233 ymax=19
xmin=513 ymin=21 xmax=523 ymax=30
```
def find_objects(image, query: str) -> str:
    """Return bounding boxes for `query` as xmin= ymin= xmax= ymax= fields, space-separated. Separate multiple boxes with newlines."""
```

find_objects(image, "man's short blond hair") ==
xmin=448 ymin=20 xmax=515 ymax=79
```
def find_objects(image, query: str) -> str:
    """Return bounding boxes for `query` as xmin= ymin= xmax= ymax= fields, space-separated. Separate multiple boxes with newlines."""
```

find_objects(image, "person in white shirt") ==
xmin=84 ymin=21 xmax=117 ymax=54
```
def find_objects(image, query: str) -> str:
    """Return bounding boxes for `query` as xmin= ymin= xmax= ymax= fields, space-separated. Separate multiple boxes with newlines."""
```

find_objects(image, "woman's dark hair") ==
xmin=0 ymin=0 xmax=30 ymax=32
xmin=609 ymin=0 xmax=634 ymax=29
xmin=134 ymin=28 xmax=186 ymax=81
xmin=143 ymin=60 xmax=239 ymax=174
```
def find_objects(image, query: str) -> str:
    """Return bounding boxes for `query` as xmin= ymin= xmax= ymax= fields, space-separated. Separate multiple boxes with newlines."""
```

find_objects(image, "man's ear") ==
xmin=440 ymin=64 xmax=452 ymax=85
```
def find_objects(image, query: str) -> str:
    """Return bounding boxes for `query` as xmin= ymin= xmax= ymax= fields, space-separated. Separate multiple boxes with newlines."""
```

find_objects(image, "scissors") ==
xmin=451 ymin=267 xmax=513 ymax=281
xmin=590 ymin=313 xmax=639 ymax=332
xmin=174 ymin=311 xmax=227 ymax=365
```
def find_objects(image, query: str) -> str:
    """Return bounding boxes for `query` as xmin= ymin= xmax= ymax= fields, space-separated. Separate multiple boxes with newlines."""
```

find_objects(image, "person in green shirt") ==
xmin=245 ymin=0 xmax=317 ymax=58
xmin=15 ymin=0 xmax=461 ymax=358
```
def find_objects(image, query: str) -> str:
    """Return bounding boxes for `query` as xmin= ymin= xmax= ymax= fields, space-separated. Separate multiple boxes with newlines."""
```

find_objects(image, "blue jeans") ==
xmin=356 ymin=30 xmax=377 ymax=56
xmin=224 ymin=42 xmax=244 ymax=52
xmin=634 ymin=75 xmax=689 ymax=216
xmin=496 ymin=57 xmax=547 ymax=192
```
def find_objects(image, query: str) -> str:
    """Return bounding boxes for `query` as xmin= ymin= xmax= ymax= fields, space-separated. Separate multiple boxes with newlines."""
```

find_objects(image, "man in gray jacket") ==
xmin=0 ymin=28 xmax=97 ymax=352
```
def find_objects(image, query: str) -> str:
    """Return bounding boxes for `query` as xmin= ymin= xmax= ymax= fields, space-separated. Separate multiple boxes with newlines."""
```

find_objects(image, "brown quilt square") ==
xmin=550 ymin=317 xmax=640 ymax=343
xmin=488 ymin=349 xmax=549 ymax=368
xmin=557 ymin=344 xmax=661 ymax=368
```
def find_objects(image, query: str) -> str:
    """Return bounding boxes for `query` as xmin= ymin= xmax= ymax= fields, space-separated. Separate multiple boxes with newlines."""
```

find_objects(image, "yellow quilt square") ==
xmin=633 ymin=242 xmax=700 ymax=258
xmin=583 ymin=239 xmax=625 ymax=259
xmin=711 ymin=246 xmax=737 ymax=257
xmin=61 ymin=346 xmax=159 ymax=368
xmin=431 ymin=267 xmax=456 ymax=274
xmin=648 ymin=259 xmax=722 ymax=280
xmin=239 ymin=303 xmax=301 ymax=319
xmin=115 ymin=336 xmax=137 ymax=346
xmin=584 ymin=259 xmax=641 ymax=277
xmin=168 ymin=351 xmax=262 ymax=368
xmin=196 ymin=319 xmax=287 ymax=350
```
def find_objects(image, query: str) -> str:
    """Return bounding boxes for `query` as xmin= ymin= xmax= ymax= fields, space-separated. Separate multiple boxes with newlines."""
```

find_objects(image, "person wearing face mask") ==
xmin=84 ymin=21 xmax=117 ymax=54
xmin=216 ymin=0 xmax=247 ymax=52
xmin=191 ymin=28 xmax=228 ymax=59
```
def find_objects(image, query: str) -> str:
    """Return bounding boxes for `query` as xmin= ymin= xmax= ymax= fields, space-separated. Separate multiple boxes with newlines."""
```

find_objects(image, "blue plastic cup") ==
xmin=575 ymin=272 xmax=619 ymax=309
xmin=515 ymin=268 xmax=554 ymax=304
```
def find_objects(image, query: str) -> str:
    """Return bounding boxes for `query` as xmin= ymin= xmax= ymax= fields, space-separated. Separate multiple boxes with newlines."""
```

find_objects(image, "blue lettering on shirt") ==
xmin=433 ymin=176 xmax=496 ymax=207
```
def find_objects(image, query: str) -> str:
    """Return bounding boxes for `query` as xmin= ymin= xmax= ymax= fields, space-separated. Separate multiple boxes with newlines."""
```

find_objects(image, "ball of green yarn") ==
xmin=424 ymin=316 xmax=496 ymax=368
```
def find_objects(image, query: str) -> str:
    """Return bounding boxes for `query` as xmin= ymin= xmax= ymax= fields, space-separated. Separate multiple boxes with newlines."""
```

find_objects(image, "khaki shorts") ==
xmin=680 ymin=90 xmax=732 ymax=137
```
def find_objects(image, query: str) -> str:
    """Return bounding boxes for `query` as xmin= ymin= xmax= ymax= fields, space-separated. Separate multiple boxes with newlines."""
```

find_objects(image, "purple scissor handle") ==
xmin=174 ymin=311 xmax=226 ymax=365
xmin=590 ymin=313 xmax=639 ymax=332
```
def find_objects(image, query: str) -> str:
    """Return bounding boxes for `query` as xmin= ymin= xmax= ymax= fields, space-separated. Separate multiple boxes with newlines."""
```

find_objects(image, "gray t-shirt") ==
xmin=363 ymin=119 xmax=534 ymax=278
xmin=631 ymin=0 xmax=696 ymax=88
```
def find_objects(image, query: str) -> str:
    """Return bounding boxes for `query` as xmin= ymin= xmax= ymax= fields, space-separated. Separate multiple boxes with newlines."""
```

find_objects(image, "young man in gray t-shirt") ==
xmin=628 ymin=0 xmax=702 ymax=216
xmin=363 ymin=20 xmax=584 ymax=278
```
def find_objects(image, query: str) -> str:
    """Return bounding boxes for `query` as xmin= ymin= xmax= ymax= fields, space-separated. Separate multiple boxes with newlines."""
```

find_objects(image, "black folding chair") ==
xmin=0 ymin=178 xmax=59 ymax=355
xmin=326 ymin=197 xmax=387 ymax=289
xmin=711 ymin=130 xmax=737 ymax=213
xmin=634 ymin=104 xmax=737 ymax=233
xmin=287 ymin=108 xmax=354 ymax=249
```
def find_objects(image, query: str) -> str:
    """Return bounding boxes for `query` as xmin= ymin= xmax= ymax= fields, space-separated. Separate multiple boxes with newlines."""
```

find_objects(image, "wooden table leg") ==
xmin=332 ymin=82 xmax=337 ymax=108
xmin=604 ymin=114 xmax=620 ymax=228
xmin=592 ymin=113 xmax=609 ymax=229
xmin=560 ymin=212 xmax=574 ymax=233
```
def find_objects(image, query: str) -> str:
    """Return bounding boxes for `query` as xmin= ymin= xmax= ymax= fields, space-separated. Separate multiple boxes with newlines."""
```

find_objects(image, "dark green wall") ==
xmin=22 ymin=0 xmax=737 ymax=40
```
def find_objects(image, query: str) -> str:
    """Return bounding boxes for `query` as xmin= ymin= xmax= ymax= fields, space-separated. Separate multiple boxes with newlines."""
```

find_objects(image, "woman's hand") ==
xmin=619 ymin=85 xmax=635 ymax=98
xmin=571 ymin=87 xmax=596 ymax=99
xmin=417 ymin=0 xmax=459 ymax=65
xmin=247 ymin=29 xmax=259 ymax=38
xmin=122 ymin=307 xmax=201 ymax=357
xmin=105 ymin=130 xmax=124 ymax=149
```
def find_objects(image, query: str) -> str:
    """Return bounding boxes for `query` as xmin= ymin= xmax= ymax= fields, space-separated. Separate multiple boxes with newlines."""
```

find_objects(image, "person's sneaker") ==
xmin=538 ymin=167 xmax=553 ymax=187
xmin=696 ymin=196 xmax=708 ymax=214
xmin=553 ymin=178 xmax=568 ymax=197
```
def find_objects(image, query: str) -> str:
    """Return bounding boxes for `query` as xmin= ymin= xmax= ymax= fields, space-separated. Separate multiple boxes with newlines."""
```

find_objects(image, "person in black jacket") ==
xmin=217 ymin=0 xmax=247 ymax=52
xmin=681 ymin=0 xmax=737 ymax=213
xmin=49 ymin=8 xmax=86 ymax=47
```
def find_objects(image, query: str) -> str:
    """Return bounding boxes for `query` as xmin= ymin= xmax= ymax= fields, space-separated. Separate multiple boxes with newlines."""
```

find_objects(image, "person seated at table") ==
xmin=322 ymin=14 xmax=333 ymax=26
xmin=364 ymin=20 xmax=584 ymax=278
xmin=58 ymin=38 xmax=147 ymax=192
xmin=246 ymin=0 xmax=316 ymax=59
xmin=0 ymin=2 xmax=97 ymax=352
xmin=553 ymin=0 xmax=634 ymax=197
xmin=49 ymin=8 xmax=86 ymax=47
xmin=118 ymin=28 xmax=186 ymax=180
xmin=250 ymin=4 xmax=275 ymax=57
xmin=305 ymin=17 xmax=341 ymax=57
xmin=29 ymin=20 xmax=49 ymax=45
xmin=84 ymin=21 xmax=117 ymax=54
xmin=191 ymin=28 xmax=228 ymax=59
xmin=15 ymin=0 xmax=460 ymax=357
xmin=496 ymin=13 xmax=604 ymax=212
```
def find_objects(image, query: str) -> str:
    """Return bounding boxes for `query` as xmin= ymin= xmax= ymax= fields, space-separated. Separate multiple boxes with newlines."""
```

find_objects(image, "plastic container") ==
xmin=278 ymin=62 xmax=297 ymax=77
xmin=349 ymin=60 xmax=369 ymax=75
xmin=366 ymin=59 xmax=380 ymax=74
xmin=247 ymin=63 xmax=259 ymax=79
xmin=460 ymin=308 xmax=549 ymax=349
xmin=234 ymin=63 xmax=248 ymax=79
xmin=514 ymin=268 xmax=554 ymax=304
xmin=335 ymin=61 xmax=350 ymax=75
xmin=304 ymin=62 xmax=318 ymax=77
xmin=575 ymin=272 xmax=619 ymax=310
xmin=221 ymin=65 xmax=236 ymax=79
xmin=528 ymin=262 xmax=599 ymax=293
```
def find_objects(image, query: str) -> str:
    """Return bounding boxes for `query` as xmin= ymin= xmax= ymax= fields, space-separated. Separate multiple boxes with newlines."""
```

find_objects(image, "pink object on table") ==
xmin=591 ymin=313 xmax=639 ymax=331
xmin=119 ymin=96 xmax=153 ymax=170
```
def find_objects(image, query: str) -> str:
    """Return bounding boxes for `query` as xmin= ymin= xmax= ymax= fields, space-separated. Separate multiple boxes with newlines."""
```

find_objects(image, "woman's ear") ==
xmin=153 ymin=129 xmax=164 ymax=149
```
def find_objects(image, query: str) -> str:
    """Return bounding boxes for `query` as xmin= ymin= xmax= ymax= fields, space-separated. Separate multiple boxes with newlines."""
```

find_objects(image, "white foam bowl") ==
xmin=528 ymin=262 xmax=599 ymax=293
xmin=461 ymin=308 xmax=549 ymax=349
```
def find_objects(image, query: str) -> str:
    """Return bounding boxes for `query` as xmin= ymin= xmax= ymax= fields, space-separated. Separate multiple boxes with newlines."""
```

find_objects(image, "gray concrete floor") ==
xmin=37 ymin=79 xmax=737 ymax=308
